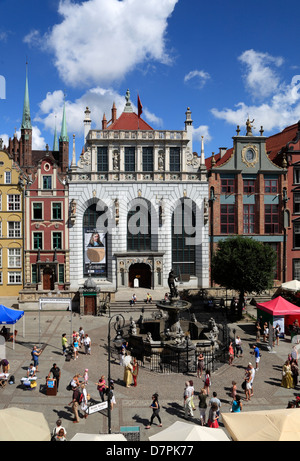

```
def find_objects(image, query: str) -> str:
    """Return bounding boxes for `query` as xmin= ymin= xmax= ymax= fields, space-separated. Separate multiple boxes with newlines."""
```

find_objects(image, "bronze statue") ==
xmin=168 ymin=269 xmax=178 ymax=299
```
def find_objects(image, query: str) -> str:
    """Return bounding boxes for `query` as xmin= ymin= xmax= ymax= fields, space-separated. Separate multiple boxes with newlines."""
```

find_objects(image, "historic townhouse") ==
xmin=0 ymin=146 xmax=25 ymax=295
xmin=68 ymin=91 xmax=209 ymax=313
xmin=206 ymin=119 xmax=287 ymax=285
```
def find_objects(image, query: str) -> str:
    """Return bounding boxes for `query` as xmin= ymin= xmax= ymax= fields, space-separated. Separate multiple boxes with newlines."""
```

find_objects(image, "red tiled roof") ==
xmin=107 ymin=112 xmax=153 ymax=131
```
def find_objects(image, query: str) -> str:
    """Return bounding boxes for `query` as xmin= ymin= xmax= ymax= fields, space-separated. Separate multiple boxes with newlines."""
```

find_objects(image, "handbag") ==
xmin=242 ymin=381 xmax=246 ymax=390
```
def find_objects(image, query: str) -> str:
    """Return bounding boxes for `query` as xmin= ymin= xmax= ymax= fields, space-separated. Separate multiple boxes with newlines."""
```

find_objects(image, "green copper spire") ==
xmin=53 ymin=117 xmax=59 ymax=151
xmin=21 ymin=63 xmax=32 ymax=130
xmin=59 ymin=96 xmax=69 ymax=142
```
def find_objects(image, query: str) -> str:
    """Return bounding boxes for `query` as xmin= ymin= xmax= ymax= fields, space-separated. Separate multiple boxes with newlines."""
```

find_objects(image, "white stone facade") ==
xmin=68 ymin=98 xmax=209 ymax=293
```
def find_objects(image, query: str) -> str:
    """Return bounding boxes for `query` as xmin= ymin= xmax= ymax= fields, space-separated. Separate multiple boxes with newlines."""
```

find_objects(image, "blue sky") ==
xmin=1 ymin=0 xmax=300 ymax=160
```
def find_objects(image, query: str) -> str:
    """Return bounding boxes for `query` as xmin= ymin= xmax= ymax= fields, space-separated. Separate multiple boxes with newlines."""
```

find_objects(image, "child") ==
xmin=83 ymin=369 xmax=89 ymax=385
xmin=231 ymin=380 xmax=237 ymax=403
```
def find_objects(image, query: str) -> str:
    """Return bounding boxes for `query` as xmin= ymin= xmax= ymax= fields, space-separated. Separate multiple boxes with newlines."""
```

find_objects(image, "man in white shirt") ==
xmin=83 ymin=334 xmax=91 ymax=355
xmin=184 ymin=381 xmax=194 ymax=419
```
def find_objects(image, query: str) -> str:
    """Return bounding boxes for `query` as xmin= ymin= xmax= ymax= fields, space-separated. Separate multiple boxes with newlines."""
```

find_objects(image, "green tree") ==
xmin=211 ymin=236 xmax=277 ymax=318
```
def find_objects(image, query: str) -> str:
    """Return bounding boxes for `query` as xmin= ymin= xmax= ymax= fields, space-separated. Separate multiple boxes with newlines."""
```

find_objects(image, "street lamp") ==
xmin=107 ymin=314 xmax=125 ymax=434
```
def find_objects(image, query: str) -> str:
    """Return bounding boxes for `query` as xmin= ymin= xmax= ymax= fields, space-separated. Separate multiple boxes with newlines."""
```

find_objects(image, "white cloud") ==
xmin=184 ymin=70 xmax=210 ymax=88
xmin=192 ymin=125 xmax=212 ymax=144
xmin=238 ymin=49 xmax=284 ymax=100
xmin=39 ymin=0 xmax=178 ymax=87
xmin=211 ymin=49 xmax=300 ymax=135
xmin=0 ymin=126 xmax=45 ymax=150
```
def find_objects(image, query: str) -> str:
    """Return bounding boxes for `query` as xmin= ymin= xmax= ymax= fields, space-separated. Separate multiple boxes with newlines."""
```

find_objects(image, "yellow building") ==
xmin=0 ymin=148 xmax=25 ymax=296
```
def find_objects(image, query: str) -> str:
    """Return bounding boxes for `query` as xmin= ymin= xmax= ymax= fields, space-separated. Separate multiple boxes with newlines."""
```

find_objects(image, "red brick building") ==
xmin=206 ymin=119 xmax=288 ymax=285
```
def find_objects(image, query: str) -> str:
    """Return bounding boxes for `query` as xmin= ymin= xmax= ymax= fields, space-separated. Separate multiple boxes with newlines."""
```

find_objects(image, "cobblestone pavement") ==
xmin=0 ymin=296 xmax=299 ymax=442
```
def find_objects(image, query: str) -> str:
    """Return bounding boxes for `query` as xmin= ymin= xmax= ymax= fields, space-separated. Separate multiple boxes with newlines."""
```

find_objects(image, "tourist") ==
xmin=263 ymin=322 xmax=269 ymax=342
xmin=83 ymin=334 xmax=91 ymax=355
xmin=291 ymin=345 xmax=298 ymax=363
xmin=27 ymin=363 xmax=36 ymax=378
xmin=145 ymin=393 xmax=162 ymax=429
xmin=80 ymin=383 xmax=89 ymax=419
xmin=70 ymin=374 xmax=82 ymax=389
xmin=189 ymin=380 xmax=196 ymax=411
xmin=95 ymin=375 xmax=107 ymax=402
xmin=230 ymin=381 xmax=237 ymax=403
xmin=62 ymin=333 xmax=68 ymax=356
xmin=197 ymin=352 xmax=205 ymax=379
xmin=291 ymin=360 xmax=299 ymax=389
xmin=132 ymin=358 xmax=139 ymax=387
xmin=31 ymin=346 xmax=42 ymax=372
xmin=130 ymin=294 xmax=137 ymax=305
xmin=0 ymin=358 xmax=9 ymax=373
xmin=108 ymin=380 xmax=116 ymax=410
xmin=275 ymin=324 xmax=281 ymax=346
xmin=79 ymin=327 xmax=85 ymax=347
xmin=207 ymin=402 xmax=219 ymax=428
xmin=68 ymin=385 xmax=82 ymax=423
xmin=228 ymin=341 xmax=234 ymax=365
xmin=251 ymin=344 xmax=260 ymax=370
xmin=73 ymin=337 xmax=79 ymax=360
xmin=281 ymin=360 xmax=294 ymax=389
xmin=51 ymin=419 xmax=67 ymax=441
xmin=146 ymin=293 xmax=152 ymax=303
xmin=209 ymin=391 xmax=221 ymax=417
xmin=83 ymin=368 xmax=89 ymax=386
xmin=247 ymin=362 xmax=255 ymax=397
xmin=204 ymin=369 xmax=211 ymax=396
xmin=244 ymin=369 xmax=252 ymax=401
xmin=235 ymin=336 xmax=243 ymax=357
xmin=255 ymin=319 xmax=261 ymax=343
xmin=54 ymin=428 xmax=67 ymax=441
xmin=231 ymin=395 xmax=243 ymax=413
xmin=183 ymin=380 xmax=194 ymax=418
xmin=198 ymin=388 xmax=208 ymax=426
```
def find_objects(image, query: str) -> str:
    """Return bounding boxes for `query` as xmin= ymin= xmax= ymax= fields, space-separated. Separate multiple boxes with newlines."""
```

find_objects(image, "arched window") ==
xmin=171 ymin=199 xmax=196 ymax=276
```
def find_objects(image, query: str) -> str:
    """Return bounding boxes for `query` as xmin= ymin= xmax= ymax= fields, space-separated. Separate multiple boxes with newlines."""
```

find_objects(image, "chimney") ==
xmin=102 ymin=113 xmax=107 ymax=130
xmin=111 ymin=102 xmax=117 ymax=124
xmin=219 ymin=147 xmax=227 ymax=158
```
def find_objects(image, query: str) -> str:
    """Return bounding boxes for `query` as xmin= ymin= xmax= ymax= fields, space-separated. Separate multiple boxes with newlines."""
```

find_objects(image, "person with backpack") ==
xmin=204 ymin=369 xmax=211 ymax=396
xmin=69 ymin=385 xmax=82 ymax=423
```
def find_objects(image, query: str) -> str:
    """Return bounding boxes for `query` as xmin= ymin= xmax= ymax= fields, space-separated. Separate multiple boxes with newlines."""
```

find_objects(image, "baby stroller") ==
xmin=65 ymin=344 xmax=74 ymax=362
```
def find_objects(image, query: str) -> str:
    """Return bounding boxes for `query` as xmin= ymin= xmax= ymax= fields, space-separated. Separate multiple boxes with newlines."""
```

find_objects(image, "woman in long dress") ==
xmin=123 ymin=354 xmax=133 ymax=387
xmin=281 ymin=360 xmax=294 ymax=389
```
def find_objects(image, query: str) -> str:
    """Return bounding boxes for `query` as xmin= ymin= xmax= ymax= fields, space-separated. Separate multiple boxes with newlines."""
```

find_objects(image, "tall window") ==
xmin=127 ymin=203 xmax=151 ymax=251
xmin=294 ymin=223 xmax=300 ymax=248
xmin=265 ymin=178 xmax=278 ymax=193
xmin=43 ymin=175 xmax=52 ymax=190
xmin=142 ymin=147 xmax=153 ymax=172
xmin=52 ymin=203 xmax=62 ymax=220
xmin=8 ymin=222 xmax=21 ymax=238
xmin=265 ymin=204 xmax=279 ymax=233
xmin=221 ymin=179 xmax=235 ymax=194
xmin=294 ymin=193 xmax=300 ymax=214
xmin=33 ymin=232 xmax=43 ymax=250
xmin=220 ymin=205 xmax=235 ymax=234
xmin=97 ymin=147 xmax=108 ymax=172
xmin=52 ymin=232 xmax=62 ymax=249
xmin=8 ymin=248 xmax=21 ymax=268
xmin=294 ymin=169 xmax=300 ymax=184
xmin=169 ymin=147 xmax=180 ymax=172
xmin=293 ymin=259 xmax=300 ymax=280
xmin=171 ymin=199 xmax=196 ymax=275
xmin=243 ymin=179 xmax=255 ymax=194
xmin=33 ymin=203 xmax=43 ymax=220
xmin=5 ymin=171 xmax=11 ymax=184
xmin=83 ymin=203 xmax=108 ymax=276
xmin=8 ymin=195 xmax=21 ymax=211
xmin=124 ymin=147 xmax=135 ymax=172
xmin=243 ymin=205 xmax=255 ymax=234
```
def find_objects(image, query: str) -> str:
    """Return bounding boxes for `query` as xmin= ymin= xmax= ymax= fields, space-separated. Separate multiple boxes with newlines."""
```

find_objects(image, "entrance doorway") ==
xmin=84 ymin=295 xmax=96 ymax=315
xmin=43 ymin=267 xmax=54 ymax=291
xmin=129 ymin=263 xmax=152 ymax=288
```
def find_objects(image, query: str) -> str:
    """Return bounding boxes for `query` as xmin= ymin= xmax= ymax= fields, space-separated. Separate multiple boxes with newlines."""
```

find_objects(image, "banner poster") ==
xmin=84 ymin=229 xmax=106 ymax=276
xmin=273 ymin=316 xmax=285 ymax=336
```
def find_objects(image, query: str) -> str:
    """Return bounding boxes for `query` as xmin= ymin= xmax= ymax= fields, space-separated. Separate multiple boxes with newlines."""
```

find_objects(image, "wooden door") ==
xmin=84 ymin=296 xmax=96 ymax=315
xmin=43 ymin=268 xmax=54 ymax=291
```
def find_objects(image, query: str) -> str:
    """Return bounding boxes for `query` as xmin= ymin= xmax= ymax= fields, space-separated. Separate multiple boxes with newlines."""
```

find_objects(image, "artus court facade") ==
xmin=68 ymin=91 xmax=209 ymax=310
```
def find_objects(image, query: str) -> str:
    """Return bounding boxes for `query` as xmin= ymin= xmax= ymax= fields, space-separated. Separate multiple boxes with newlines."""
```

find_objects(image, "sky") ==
xmin=1 ymin=0 xmax=300 ymax=161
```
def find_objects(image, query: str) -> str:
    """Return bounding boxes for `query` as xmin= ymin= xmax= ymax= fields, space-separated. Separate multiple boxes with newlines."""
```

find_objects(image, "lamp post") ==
xmin=107 ymin=314 xmax=125 ymax=434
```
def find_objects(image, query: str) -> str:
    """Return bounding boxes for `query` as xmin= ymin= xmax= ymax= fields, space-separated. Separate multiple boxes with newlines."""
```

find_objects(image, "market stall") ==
xmin=256 ymin=296 xmax=300 ymax=338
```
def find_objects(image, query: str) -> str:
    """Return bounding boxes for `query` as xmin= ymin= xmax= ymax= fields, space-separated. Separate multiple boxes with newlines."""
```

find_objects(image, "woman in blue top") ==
xmin=231 ymin=395 xmax=243 ymax=413
xmin=146 ymin=393 xmax=162 ymax=429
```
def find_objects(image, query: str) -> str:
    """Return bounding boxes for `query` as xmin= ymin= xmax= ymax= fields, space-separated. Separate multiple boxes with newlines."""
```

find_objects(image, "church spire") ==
xmin=21 ymin=62 xmax=32 ymax=130
xmin=53 ymin=116 xmax=59 ymax=151
xmin=59 ymin=96 xmax=69 ymax=142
